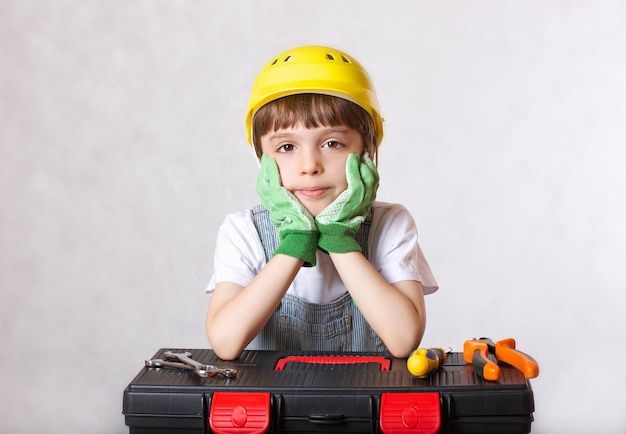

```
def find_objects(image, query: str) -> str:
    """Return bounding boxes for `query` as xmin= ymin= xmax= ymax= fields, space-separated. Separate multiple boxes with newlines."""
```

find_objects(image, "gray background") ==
xmin=2 ymin=1 xmax=625 ymax=432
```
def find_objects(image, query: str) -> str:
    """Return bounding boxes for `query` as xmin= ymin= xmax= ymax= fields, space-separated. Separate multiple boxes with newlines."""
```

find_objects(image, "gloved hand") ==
xmin=315 ymin=153 xmax=379 ymax=253
xmin=256 ymin=155 xmax=318 ymax=267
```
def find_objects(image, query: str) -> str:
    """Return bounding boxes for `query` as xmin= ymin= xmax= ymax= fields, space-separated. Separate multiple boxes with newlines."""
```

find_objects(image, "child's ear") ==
xmin=367 ymin=147 xmax=379 ymax=166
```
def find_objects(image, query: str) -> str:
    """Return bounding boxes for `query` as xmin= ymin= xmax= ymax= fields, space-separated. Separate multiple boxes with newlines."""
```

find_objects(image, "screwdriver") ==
xmin=407 ymin=347 xmax=450 ymax=378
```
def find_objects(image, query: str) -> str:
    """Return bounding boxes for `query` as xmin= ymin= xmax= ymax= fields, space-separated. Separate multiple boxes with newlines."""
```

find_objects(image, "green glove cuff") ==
xmin=315 ymin=153 xmax=378 ymax=254
xmin=274 ymin=231 xmax=319 ymax=267
xmin=316 ymin=222 xmax=361 ymax=253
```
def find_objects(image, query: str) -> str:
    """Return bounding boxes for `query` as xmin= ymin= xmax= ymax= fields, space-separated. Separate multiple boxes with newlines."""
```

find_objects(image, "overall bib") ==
xmin=247 ymin=205 xmax=386 ymax=352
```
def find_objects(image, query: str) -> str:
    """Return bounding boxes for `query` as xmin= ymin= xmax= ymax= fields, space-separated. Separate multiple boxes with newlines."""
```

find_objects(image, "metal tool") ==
xmin=463 ymin=337 xmax=539 ymax=381
xmin=145 ymin=351 xmax=237 ymax=378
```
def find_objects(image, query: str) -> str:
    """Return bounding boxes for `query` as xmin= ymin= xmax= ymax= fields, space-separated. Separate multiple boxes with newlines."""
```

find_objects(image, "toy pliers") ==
xmin=463 ymin=338 xmax=539 ymax=381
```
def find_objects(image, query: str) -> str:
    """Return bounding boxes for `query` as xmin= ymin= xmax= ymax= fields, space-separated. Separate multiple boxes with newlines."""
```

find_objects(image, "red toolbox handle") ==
xmin=274 ymin=355 xmax=391 ymax=371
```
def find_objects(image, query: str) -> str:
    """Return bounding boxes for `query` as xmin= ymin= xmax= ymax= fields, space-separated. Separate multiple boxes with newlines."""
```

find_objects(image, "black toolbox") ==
xmin=122 ymin=348 xmax=535 ymax=433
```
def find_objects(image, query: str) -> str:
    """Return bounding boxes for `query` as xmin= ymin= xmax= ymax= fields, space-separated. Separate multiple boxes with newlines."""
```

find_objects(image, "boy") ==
xmin=206 ymin=46 xmax=437 ymax=360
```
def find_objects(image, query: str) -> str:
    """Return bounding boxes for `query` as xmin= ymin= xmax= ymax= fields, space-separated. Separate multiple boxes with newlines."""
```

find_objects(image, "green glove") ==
xmin=256 ymin=155 xmax=318 ymax=266
xmin=315 ymin=153 xmax=379 ymax=253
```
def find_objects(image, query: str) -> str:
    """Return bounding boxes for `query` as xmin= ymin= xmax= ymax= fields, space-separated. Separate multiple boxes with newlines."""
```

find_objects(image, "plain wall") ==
xmin=1 ymin=1 xmax=625 ymax=432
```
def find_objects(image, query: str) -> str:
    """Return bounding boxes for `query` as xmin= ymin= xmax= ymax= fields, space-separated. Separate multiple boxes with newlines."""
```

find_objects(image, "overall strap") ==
xmin=251 ymin=204 xmax=372 ymax=261
xmin=251 ymin=205 xmax=280 ymax=262
xmin=248 ymin=205 xmax=385 ymax=353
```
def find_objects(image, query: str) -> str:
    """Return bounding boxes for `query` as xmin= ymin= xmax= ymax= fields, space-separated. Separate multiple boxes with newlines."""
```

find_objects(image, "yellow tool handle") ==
xmin=407 ymin=347 xmax=447 ymax=378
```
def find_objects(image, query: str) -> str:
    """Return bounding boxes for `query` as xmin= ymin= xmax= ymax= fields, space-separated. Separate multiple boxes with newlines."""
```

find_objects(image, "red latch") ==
xmin=379 ymin=392 xmax=440 ymax=434
xmin=209 ymin=392 xmax=270 ymax=434
xmin=274 ymin=355 xmax=390 ymax=371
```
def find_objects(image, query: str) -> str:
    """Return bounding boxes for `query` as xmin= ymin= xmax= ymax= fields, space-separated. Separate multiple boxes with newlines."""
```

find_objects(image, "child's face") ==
xmin=260 ymin=123 xmax=365 ymax=217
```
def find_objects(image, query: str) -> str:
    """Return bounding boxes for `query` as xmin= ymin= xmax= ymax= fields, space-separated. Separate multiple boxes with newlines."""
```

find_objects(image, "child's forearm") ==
xmin=206 ymin=254 xmax=303 ymax=360
xmin=329 ymin=251 xmax=426 ymax=358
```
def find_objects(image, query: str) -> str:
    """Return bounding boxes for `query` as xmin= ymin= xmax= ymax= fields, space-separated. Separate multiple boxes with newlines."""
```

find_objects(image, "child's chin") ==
xmin=304 ymin=203 xmax=327 ymax=218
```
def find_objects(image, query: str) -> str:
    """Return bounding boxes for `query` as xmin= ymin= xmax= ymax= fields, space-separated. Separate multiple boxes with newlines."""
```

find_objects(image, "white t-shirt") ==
xmin=206 ymin=201 xmax=438 ymax=304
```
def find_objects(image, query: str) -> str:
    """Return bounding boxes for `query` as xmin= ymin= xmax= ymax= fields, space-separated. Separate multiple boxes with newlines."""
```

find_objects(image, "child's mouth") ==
xmin=297 ymin=187 xmax=329 ymax=199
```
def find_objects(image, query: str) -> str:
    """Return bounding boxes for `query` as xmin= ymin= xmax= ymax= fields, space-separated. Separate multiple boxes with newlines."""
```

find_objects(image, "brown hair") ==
xmin=251 ymin=94 xmax=378 ymax=159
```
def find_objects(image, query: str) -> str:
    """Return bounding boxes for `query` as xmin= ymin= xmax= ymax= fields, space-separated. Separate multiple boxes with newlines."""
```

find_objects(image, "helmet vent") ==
xmin=326 ymin=54 xmax=335 ymax=61
xmin=284 ymin=55 xmax=292 ymax=62
xmin=341 ymin=55 xmax=350 ymax=63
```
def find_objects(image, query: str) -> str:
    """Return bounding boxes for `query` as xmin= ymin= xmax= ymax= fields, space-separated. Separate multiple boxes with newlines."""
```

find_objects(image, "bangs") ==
xmin=252 ymin=94 xmax=376 ymax=158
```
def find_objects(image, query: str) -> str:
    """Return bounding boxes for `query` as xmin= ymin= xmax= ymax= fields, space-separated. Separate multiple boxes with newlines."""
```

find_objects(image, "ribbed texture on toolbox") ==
xmin=137 ymin=348 xmax=528 ymax=389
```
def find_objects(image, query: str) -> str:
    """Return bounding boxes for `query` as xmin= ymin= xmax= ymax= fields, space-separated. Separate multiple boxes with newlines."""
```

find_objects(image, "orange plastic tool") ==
xmin=494 ymin=338 xmax=539 ymax=379
xmin=463 ymin=339 xmax=500 ymax=381
xmin=463 ymin=338 xmax=539 ymax=382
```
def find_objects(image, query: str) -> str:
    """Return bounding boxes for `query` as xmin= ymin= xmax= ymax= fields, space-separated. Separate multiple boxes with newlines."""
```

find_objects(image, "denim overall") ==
xmin=247 ymin=205 xmax=386 ymax=352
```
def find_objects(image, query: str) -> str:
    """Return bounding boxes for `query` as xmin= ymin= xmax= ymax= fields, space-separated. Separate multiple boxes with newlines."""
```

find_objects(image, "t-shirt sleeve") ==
xmin=205 ymin=210 xmax=266 ymax=295
xmin=370 ymin=203 xmax=439 ymax=295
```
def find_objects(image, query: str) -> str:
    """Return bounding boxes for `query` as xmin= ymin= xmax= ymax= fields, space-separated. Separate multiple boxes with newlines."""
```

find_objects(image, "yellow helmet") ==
xmin=245 ymin=45 xmax=383 ymax=146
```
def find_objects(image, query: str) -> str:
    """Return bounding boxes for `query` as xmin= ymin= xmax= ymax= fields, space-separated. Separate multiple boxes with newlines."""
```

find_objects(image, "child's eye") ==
xmin=323 ymin=140 xmax=343 ymax=149
xmin=277 ymin=143 xmax=295 ymax=152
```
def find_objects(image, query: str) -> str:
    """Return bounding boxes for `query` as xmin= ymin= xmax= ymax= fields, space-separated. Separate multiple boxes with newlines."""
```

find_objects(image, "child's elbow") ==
xmin=386 ymin=327 xmax=425 ymax=358
xmin=208 ymin=335 xmax=244 ymax=361
xmin=206 ymin=328 xmax=244 ymax=361
xmin=212 ymin=345 xmax=243 ymax=361
xmin=387 ymin=342 xmax=418 ymax=359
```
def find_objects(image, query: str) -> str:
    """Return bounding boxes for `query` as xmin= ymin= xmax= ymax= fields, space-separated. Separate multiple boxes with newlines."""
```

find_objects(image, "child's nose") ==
xmin=299 ymin=152 xmax=322 ymax=175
